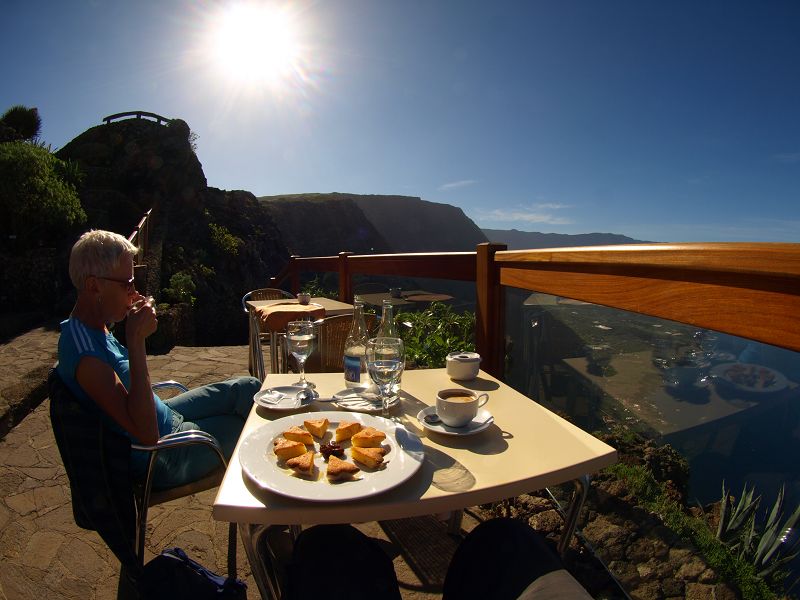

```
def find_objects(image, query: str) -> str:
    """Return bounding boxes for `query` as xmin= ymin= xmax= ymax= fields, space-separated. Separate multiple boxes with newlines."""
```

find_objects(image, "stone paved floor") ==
xmin=0 ymin=328 xmax=459 ymax=599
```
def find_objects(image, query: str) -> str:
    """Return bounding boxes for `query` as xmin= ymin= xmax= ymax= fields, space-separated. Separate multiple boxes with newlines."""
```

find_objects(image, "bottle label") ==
xmin=344 ymin=354 xmax=362 ymax=383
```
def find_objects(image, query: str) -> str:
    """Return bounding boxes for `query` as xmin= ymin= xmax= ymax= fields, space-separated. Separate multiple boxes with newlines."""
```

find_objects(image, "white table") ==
xmin=213 ymin=369 xmax=617 ymax=599
xmin=246 ymin=297 xmax=354 ymax=379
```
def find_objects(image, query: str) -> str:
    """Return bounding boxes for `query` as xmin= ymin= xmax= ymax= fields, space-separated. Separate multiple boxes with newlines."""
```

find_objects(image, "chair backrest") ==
xmin=304 ymin=313 xmax=377 ymax=373
xmin=48 ymin=369 xmax=140 ymax=571
xmin=241 ymin=288 xmax=295 ymax=313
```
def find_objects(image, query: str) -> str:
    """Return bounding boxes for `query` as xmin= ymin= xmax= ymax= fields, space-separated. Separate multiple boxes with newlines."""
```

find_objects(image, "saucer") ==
xmin=332 ymin=387 xmax=400 ymax=413
xmin=416 ymin=406 xmax=494 ymax=436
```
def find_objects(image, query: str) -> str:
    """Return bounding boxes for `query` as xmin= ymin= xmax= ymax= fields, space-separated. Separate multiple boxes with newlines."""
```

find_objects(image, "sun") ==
xmin=209 ymin=3 xmax=302 ymax=89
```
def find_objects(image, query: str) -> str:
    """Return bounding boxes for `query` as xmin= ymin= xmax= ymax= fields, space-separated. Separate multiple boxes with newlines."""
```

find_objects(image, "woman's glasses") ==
xmin=96 ymin=275 xmax=136 ymax=293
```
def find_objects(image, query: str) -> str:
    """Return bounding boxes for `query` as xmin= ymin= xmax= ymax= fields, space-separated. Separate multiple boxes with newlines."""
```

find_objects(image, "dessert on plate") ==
xmin=303 ymin=418 xmax=329 ymax=439
xmin=273 ymin=438 xmax=307 ymax=460
xmin=286 ymin=450 xmax=315 ymax=475
xmin=284 ymin=425 xmax=314 ymax=445
xmin=326 ymin=455 xmax=360 ymax=481
xmin=351 ymin=426 xmax=386 ymax=448
xmin=334 ymin=421 xmax=362 ymax=442
xmin=350 ymin=445 xmax=386 ymax=468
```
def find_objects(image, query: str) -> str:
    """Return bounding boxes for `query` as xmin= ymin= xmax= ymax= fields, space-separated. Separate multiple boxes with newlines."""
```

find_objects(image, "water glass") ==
xmin=366 ymin=337 xmax=404 ymax=417
xmin=287 ymin=320 xmax=316 ymax=388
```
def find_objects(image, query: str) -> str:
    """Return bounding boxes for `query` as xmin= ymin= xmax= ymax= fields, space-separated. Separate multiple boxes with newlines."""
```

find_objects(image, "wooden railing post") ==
xmin=338 ymin=252 xmax=353 ymax=302
xmin=289 ymin=255 xmax=300 ymax=294
xmin=476 ymin=242 xmax=507 ymax=378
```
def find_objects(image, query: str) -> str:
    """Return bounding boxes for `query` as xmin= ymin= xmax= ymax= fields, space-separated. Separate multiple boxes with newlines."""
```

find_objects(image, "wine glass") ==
xmin=287 ymin=320 xmax=316 ymax=388
xmin=366 ymin=337 xmax=404 ymax=417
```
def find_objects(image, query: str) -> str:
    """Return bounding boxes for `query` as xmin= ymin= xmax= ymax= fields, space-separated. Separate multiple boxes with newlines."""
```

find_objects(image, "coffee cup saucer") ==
xmin=416 ymin=406 xmax=494 ymax=436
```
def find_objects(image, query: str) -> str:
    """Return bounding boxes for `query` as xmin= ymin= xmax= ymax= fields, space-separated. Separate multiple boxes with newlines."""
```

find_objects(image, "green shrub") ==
xmin=0 ymin=141 xmax=86 ymax=251
xmin=162 ymin=271 xmax=196 ymax=306
xmin=0 ymin=105 xmax=41 ymax=141
xmin=208 ymin=222 xmax=243 ymax=256
xmin=398 ymin=302 xmax=475 ymax=368
xmin=301 ymin=276 xmax=337 ymax=299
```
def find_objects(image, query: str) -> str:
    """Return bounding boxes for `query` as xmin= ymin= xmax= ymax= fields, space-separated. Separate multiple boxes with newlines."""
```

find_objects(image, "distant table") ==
xmin=246 ymin=298 xmax=354 ymax=379
xmin=213 ymin=368 xmax=617 ymax=599
xmin=561 ymin=351 xmax=787 ymax=438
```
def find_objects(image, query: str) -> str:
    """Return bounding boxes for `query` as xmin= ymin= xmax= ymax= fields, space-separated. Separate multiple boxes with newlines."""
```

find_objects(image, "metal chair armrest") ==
xmin=151 ymin=380 xmax=189 ymax=393
xmin=132 ymin=429 xmax=229 ymax=564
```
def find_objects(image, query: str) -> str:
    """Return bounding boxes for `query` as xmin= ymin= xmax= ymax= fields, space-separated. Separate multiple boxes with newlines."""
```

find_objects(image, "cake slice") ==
xmin=273 ymin=438 xmax=307 ymax=460
xmin=303 ymin=418 xmax=329 ymax=439
xmin=326 ymin=455 xmax=360 ymax=481
xmin=334 ymin=421 xmax=362 ymax=442
xmin=351 ymin=426 xmax=386 ymax=448
xmin=350 ymin=445 xmax=386 ymax=469
xmin=284 ymin=425 xmax=314 ymax=445
xmin=285 ymin=450 xmax=315 ymax=475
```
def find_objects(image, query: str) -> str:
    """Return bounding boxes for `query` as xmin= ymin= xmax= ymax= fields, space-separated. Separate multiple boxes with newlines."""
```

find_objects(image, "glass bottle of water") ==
xmin=343 ymin=299 xmax=369 ymax=387
xmin=375 ymin=299 xmax=402 ymax=396
xmin=377 ymin=299 xmax=397 ymax=337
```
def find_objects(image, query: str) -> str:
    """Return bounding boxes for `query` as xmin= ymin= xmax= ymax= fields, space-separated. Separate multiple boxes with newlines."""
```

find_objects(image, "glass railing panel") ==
xmin=504 ymin=286 xmax=800 ymax=591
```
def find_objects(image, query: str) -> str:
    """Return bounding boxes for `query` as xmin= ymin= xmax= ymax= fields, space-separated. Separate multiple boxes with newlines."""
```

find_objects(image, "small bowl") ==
xmin=297 ymin=293 xmax=311 ymax=305
xmin=446 ymin=352 xmax=481 ymax=380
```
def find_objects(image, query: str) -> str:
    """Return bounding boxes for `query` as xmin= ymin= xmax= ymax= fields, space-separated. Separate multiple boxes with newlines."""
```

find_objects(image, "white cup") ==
xmin=446 ymin=351 xmax=481 ymax=380
xmin=436 ymin=389 xmax=489 ymax=427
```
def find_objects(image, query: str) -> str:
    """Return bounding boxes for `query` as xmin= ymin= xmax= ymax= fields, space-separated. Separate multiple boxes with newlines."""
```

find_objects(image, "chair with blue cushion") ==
xmin=47 ymin=369 xmax=237 ymax=594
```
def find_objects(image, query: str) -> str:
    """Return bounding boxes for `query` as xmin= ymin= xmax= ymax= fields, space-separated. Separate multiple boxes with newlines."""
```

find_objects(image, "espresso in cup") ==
xmin=436 ymin=389 xmax=489 ymax=427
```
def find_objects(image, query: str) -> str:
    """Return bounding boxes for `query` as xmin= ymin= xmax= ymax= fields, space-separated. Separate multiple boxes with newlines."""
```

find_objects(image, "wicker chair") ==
xmin=301 ymin=313 xmax=377 ymax=373
xmin=242 ymin=288 xmax=295 ymax=377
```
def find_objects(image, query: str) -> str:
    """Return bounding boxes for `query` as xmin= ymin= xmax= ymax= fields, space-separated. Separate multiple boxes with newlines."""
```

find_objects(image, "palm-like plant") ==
xmin=0 ymin=105 xmax=42 ymax=142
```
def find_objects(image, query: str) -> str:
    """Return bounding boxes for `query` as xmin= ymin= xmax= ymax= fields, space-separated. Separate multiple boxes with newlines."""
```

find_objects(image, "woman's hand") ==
xmin=126 ymin=295 xmax=158 ymax=342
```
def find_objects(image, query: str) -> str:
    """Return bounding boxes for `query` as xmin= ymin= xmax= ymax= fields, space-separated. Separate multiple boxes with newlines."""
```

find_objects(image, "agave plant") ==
xmin=751 ymin=485 xmax=800 ymax=579
xmin=716 ymin=481 xmax=800 ymax=586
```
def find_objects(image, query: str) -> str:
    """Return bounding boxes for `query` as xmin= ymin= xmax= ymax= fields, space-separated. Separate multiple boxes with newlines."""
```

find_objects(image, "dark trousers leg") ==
xmin=443 ymin=518 xmax=564 ymax=600
xmin=283 ymin=525 xmax=402 ymax=600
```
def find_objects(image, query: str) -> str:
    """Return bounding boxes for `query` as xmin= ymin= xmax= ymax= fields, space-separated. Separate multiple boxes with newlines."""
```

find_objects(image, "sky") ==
xmin=3 ymin=0 xmax=800 ymax=243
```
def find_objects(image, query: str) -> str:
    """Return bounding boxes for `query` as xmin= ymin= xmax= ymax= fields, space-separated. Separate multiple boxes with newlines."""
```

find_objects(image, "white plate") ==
xmin=416 ymin=406 xmax=494 ymax=437
xmin=332 ymin=387 xmax=400 ymax=413
xmin=239 ymin=411 xmax=424 ymax=502
xmin=710 ymin=363 xmax=789 ymax=394
xmin=253 ymin=386 xmax=313 ymax=411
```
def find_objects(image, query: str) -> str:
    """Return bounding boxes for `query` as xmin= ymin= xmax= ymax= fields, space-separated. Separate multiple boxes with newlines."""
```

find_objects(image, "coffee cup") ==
xmin=436 ymin=389 xmax=489 ymax=427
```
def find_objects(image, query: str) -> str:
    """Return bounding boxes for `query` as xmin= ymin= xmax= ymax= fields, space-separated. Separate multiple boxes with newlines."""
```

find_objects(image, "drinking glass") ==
xmin=366 ymin=337 xmax=404 ymax=417
xmin=287 ymin=320 xmax=316 ymax=388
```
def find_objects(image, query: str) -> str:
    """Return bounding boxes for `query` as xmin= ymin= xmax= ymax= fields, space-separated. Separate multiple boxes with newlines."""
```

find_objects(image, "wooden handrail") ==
xmin=496 ymin=242 xmax=800 ymax=353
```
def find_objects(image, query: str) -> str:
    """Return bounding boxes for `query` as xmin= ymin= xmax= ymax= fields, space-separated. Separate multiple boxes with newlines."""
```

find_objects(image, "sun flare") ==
xmin=209 ymin=3 xmax=302 ymax=89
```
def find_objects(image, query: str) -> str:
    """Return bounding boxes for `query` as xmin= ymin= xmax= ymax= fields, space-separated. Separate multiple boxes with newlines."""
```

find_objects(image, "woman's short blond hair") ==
xmin=69 ymin=230 xmax=138 ymax=290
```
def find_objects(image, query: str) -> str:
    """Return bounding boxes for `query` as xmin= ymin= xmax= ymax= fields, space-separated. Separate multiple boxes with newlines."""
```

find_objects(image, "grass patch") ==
xmin=607 ymin=463 xmax=776 ymax=600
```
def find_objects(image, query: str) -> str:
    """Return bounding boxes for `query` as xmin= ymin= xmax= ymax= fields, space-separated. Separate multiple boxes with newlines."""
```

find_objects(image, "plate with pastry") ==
xmin=710 ymin=362 xmax=789 ymax=395
xmin=238 ymin=411 xmax=424 ymax=502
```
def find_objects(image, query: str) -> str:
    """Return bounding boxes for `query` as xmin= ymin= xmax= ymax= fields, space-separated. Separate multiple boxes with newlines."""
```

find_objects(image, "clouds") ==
xmin=438 ymin=179 xmax=478 ymax=191
xmin=475 ymin=203 xmax=573 ymax=226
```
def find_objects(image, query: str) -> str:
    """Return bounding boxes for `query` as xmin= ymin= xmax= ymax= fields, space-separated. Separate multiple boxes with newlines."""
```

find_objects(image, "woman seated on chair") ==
xmin=57 ymin=229 xmax=261 ymax=490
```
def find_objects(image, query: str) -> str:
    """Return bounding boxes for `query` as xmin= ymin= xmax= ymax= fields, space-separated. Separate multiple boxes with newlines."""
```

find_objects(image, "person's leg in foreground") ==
xmin=283 ymin=524 xmax=402 ymax=600
xmin=443 ymin=517 xmax=585 ymax=600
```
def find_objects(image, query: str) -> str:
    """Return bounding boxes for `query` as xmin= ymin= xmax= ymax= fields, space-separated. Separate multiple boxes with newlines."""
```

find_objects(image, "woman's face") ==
xmin=96 ymin=256 xmax=137 ymax=323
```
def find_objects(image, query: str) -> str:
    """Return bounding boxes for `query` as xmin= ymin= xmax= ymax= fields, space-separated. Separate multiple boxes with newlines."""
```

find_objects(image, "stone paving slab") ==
xmin=0 ymin=335 xmax=448 ymax=599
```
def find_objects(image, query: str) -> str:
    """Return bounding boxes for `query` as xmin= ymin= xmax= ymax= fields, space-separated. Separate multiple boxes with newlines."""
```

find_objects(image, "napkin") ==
xmin=254 ymin=388 xmax=302 ymax=409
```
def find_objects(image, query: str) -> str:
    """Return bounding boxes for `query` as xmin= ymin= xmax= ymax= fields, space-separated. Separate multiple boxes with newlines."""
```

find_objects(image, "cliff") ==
xmin=482 ymin=228 xmax=648 ymax=249
xmin=259 ymin=192 xmax=488 ymax=254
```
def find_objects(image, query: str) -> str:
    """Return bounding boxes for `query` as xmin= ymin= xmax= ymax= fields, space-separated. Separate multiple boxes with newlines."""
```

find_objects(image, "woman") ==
xmin=57 ymin=229 xmax=260 ymax=489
